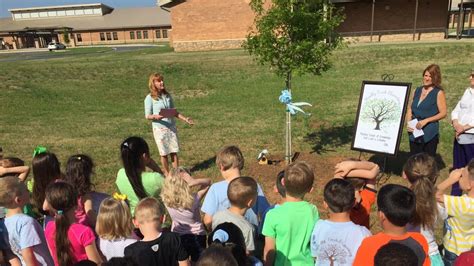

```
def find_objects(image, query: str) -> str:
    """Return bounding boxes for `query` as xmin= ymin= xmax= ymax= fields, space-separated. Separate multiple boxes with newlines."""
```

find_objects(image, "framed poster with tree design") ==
xmin=351 ymin=81 xmax=411 ymax=156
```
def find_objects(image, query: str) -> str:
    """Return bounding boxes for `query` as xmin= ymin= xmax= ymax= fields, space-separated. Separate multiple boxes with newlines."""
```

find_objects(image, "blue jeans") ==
xmin=443 ymin=249 xmax=458 ymax=266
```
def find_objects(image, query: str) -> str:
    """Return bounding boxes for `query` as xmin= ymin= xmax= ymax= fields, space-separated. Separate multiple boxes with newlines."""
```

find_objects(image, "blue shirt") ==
xmin=201 ymin=180 xmax=270 ymax=231
xmin=409 ymin=86 xmax=441 ymax=142
xmin=4 ymin=213 xmax=54 ymax=266
xmin=144 ymin=93 xmax=176 ymax=129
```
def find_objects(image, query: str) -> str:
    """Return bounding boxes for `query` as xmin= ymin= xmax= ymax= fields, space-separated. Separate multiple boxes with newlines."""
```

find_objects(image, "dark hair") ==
xmin=276 ymin=170 xmax=286 ymax=197
xmin=377 ymin=184 xmax=416 ymax=227
xmin=46 ymin=182 xmax=78 ymax=266
xmin=466 ymin=158 xmax=474 ymax=181
xmin=374 ymin=242 xmax=418 ymax=266
xmin=208 ymin=223 xmax=248 ymax=266
xmin=74 ymin=260 xmax=97 ymax=266
xmin=32 ymin=152 xmax=61 ymax=211
xmin=120 ymin=137 xmax=150 ymax=199
xmin=227 ymin=176 xmax=258 ymax=209
xmin=197 ymin=245 xmax=238 ymax=266
xmin=345 ymin=177 xmax=366 ymax=190
xmin=65 ymin=154 xmax=94 ymax=196
xmin=324 ymin=179 xmax=355 ymax=213
xmin=105 ymin=257 xmax=139 ymax=266
xmin=284 ymin=161 xmax=314 ymax=198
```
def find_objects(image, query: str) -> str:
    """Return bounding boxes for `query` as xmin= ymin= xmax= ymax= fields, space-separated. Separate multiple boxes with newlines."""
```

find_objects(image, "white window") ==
xmin=39 ymin=11 xmax=48 ymax=17
xmin=21 ymin=13 xmax=30 ymax=18
xmin=66 ymin=10 xmax=74 ymax=16
xmin=13 ymin=13 xmax=22 ymax=20
xmin=93 ymin=8 xmax=102 ymax=14
xmin=48 ymin=11 xmax=57 ymax=17
xmin=84 ymin=9 xmax=93 ymax=15
xmin=74 ymin=9 xmax=85 ymax=15
xmin=30 ymin=12 xmax=39 ymax=18
xmin=57 ymin=10 xmax=65 ymax=16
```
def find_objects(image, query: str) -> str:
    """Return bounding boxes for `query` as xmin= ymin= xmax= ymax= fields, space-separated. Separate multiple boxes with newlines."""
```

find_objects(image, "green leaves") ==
xmin=244 ymin=0 xmax=344 ymax=77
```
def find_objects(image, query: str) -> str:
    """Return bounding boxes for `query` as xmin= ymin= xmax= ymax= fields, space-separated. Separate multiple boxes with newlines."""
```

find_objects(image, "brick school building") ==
xmin=0 ymin=3 xmax=171 ymax=50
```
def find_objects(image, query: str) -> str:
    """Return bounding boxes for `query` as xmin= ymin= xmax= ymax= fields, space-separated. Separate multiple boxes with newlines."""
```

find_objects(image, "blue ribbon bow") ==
xmin=279 ymin=89 xmax=312 ymax=115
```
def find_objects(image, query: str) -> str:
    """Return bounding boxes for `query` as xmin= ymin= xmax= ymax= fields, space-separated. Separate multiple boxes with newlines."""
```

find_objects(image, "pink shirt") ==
xmin=45 ymin=222 xmax=95 ymax=266
xmin=75 ymin=196 xmax=88 ymax=226
xmin=165 ymin=195 xmax=206 ymax=235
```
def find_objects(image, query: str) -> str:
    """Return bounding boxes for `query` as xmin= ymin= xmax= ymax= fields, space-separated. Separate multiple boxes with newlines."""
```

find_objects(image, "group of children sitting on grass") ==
xmin=0 ymin=137 xmax=473 ymax=266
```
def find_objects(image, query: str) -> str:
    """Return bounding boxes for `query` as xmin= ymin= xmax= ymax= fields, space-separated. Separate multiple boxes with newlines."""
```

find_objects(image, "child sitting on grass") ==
xmin=262 ymin=161 xmax=319 ymax=266
xmin=403 ymin=153 xmax=445 ymax=266
xmin=212 ymin=176 xmax=258 ymax=254
xmin=124 ymin=197 xmax=189 ymax=266
xmin=0 ymin=157 xmax=30 ymax=182
xmin=334 ymin=160 xmax=378 ymax=229
xmin=0 ymin=176 xmax=54 ymax=265
xmin=161 ymin=168 xmax=210 ymax=263
xmin=311 ymin=179 xmax=371 ymax=266
xmin=96 ymin=197 xmax=137 ymax=261
xmin=64 ymin=154 xmax=98 ymax=227
xmin=201 ymin=145 xmax=269 ymax=230
xmin=353 ymin=184 xmax=429 ymax=266
xmin=44 ymin=182 xmax=103 ymax=265
xmin=435 ymin=160 xmax=474 ymax=265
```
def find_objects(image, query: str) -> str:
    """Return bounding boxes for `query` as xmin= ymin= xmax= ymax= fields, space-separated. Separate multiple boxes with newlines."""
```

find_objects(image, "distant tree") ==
xmin=244 ymin=0 xmax=344 ymax=162
xmin=362 ymin=98 xmax=401 ymax=130
xmin=62 ymin=28 xmax=70 ymax=44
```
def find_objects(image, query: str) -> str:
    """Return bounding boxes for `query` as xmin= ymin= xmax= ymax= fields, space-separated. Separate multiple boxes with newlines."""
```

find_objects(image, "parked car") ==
xmin=47 ymin=42 xmax=66 ymax=51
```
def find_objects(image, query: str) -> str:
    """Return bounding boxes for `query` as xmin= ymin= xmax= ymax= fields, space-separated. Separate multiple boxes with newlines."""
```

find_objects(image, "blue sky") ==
xmin=0 ymin=0 xmax=157 ymax=18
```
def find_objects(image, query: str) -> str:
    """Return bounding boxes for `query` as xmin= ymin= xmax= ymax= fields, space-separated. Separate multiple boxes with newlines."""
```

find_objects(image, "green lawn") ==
xmin=1 ymin=41 xmax=473 ymax=193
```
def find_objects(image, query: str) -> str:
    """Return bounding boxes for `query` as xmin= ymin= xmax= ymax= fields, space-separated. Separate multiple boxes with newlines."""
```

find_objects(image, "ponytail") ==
xmin=403 ymin=153 xmax=438 ymax=231
xmin=121 ymin=137 xmax=149 ymax=199
xmin=411 ymin=177 xmax=438 ymax=230
xmin=45 ymin=182 xmax=78 ymax=266
xmin=55 ymin=210 xmax=73 ymax=266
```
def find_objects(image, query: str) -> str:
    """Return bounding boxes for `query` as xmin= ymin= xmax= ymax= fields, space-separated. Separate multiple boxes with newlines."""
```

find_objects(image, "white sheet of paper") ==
xmin=408 ymin=119 xmax=424 ymax=138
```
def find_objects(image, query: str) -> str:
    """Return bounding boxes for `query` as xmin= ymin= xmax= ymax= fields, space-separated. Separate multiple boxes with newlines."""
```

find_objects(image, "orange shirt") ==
xmin=350 ymin=187 xmax=376 ymax=229
xmin=353 ymin=232 xmax=431 ymax=266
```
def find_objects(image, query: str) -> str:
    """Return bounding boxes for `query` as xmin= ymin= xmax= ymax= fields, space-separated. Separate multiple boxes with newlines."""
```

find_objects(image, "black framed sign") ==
xmin=351 ymin=81 xmax=412 ymax=156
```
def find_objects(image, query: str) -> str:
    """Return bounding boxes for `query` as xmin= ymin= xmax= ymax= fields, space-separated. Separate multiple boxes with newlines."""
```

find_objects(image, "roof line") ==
xmin=8 ymin=3 xmax=113 ymax=12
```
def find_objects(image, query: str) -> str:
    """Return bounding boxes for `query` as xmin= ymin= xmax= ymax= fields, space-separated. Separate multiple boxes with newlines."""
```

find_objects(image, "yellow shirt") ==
xmin=443 ymin=194 xmax=474 ymax=255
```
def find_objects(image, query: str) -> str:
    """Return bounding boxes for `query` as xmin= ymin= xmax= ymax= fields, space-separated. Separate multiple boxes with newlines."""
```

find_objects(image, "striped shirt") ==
xmin=443 ymin=194 xmax=474 ymax=255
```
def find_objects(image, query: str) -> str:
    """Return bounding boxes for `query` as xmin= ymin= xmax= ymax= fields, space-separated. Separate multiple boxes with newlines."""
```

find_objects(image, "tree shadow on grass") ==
xmin=190 ymin=156 xmax=216 ymax=172
xmin=304 ymin=123 xmax=354 ymax=155
xmin=368 ymin=151 xmax=446 ymax=177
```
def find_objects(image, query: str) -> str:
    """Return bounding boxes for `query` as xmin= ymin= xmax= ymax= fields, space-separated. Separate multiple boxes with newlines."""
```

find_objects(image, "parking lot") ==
xmin=0 ymin=44 xmax=160 ymax=62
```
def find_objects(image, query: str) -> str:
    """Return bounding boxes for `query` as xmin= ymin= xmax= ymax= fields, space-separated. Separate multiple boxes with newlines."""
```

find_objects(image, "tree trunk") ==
xmin=375 ymin=120 xmax=381 ymax=130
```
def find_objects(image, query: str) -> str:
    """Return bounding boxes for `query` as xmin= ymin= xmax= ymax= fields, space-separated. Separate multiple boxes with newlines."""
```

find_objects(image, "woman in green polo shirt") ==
xmin=115 ymin=136 xmax=165 ymax=215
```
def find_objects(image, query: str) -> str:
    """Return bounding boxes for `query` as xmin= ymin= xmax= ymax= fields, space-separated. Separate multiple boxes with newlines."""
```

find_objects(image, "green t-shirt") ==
xmin=115 ymin=168 xmax=164 ymax=215
xmin=262 ymin=201 xmax=319 ymax=266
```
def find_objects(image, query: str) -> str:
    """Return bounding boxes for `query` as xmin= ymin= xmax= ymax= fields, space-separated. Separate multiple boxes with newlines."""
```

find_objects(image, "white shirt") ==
xmin=311 ymin=220 xmax=371 ymax=266
xmin=452 ymin=87 xmax=474 ymax=134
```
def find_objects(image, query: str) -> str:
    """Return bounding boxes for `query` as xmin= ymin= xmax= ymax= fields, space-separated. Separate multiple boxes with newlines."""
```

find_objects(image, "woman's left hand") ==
xmin=416 ymin=119 xmax=428 ymax=129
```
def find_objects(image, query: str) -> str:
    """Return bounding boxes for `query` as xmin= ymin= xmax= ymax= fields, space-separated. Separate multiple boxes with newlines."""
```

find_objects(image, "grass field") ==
xmin=1 ymin=41 xmax=473 ymax=197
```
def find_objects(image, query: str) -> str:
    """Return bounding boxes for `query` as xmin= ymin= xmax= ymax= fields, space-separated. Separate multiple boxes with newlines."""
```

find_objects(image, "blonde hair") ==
xmin=96 ymin=198 xmax=134 ymax=241
xmin=135 ymin=197 xmax=162 ymax=224
xmin=403 ymin=153 xmax=438 ymax=231
xmin=0 ymin=176 xmax=26 ymax=208
xmin=161 ymin=168 xmax=194 ymax=210
xmin=148 ymin=73 xmax=167 ymax=100
xmin=216 ymin=145 xmax=244 ymax=171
